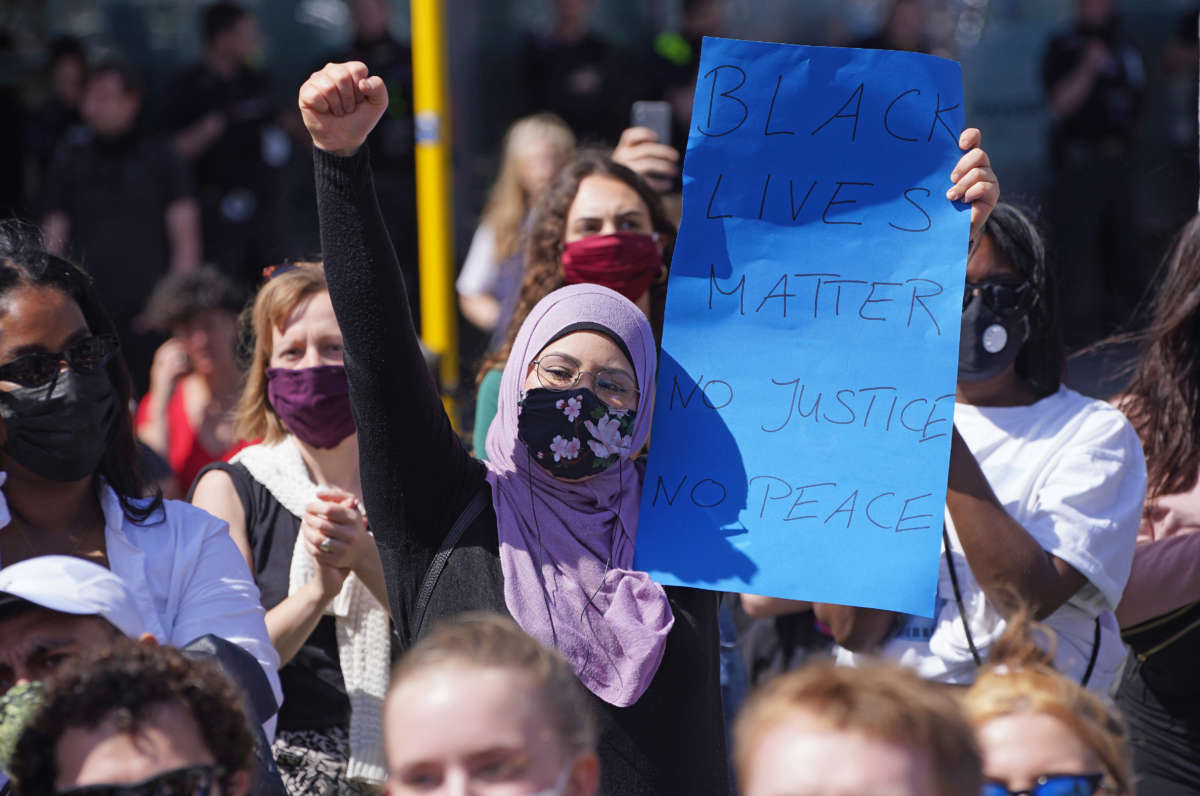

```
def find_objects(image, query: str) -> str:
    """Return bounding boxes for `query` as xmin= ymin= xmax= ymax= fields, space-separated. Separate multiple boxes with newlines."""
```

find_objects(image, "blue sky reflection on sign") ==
xmin=634 ymin=37 xmax=969 ymax=617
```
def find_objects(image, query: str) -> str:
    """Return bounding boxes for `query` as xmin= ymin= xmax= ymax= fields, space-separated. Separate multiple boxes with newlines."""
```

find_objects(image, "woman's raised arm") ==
xmin=302 ymin=62 xmax=485 ymax=627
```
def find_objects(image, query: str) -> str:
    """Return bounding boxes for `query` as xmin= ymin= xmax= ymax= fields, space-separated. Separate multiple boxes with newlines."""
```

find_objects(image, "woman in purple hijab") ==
xmin=299 ymin=62 xmax=999 ymax=796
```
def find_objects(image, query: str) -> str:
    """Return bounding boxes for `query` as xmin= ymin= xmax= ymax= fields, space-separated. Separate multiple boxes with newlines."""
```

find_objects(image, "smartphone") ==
xmin=631 ymin=100 xmax=673 ymax=145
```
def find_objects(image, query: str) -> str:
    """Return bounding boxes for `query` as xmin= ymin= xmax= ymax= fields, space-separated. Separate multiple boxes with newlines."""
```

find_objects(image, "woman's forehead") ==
xmin=569 ymin=175 xmax=648 ymax=216
xmin=0 ymin=284 xmax=88 ymax=355
xmin=535 ymin=329 xmax=632 ymax=372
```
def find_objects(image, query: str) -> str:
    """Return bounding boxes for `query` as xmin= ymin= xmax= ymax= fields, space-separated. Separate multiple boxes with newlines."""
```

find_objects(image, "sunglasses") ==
xmin=0 ymin=335 xmax=119 ymax=388
xmin=982 ymin=773 xmax=1105 ymax=796
xmin=963 ymin=280 xmax=1037 ymax=315
xmin=56 ymin=764 xmax=225 ymax=796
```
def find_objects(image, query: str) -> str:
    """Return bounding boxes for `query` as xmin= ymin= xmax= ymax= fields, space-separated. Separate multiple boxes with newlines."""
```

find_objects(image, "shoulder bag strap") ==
xmin=409 ymin=485 xmax=491 ymax=645
xmin=946 ymin=530 xmax=1104 ymax=687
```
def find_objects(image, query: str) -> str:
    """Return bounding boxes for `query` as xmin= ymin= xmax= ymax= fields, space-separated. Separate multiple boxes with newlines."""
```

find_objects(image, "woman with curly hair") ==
xmin=472 ymin=150 xmax=677 ymax=458
xmin=1111 ymin=212 xmax=1200 ymax=795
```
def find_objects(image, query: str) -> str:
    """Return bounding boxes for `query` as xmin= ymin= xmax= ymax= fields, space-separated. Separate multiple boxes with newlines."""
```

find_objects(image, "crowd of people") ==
xmin=1 ymin=0 xmax=1199 ymax=794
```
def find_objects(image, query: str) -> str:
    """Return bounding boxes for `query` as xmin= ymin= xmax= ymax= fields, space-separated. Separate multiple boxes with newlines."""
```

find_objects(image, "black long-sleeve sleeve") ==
xmin=314 ymin=145 xmax=487 ymax=637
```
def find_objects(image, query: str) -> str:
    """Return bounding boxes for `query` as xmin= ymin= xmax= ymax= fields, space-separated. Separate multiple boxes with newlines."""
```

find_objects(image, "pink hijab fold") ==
xmin=484 ymin=284 xmax=673 ymax=706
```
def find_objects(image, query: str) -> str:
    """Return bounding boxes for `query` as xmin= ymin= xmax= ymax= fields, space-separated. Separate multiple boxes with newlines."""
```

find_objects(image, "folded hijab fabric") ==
xmin=484 ymin=284 xmax=674 ymax=706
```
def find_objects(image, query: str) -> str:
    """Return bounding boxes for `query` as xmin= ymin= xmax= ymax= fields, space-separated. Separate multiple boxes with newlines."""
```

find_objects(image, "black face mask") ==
xmin=958 ymin=291 xmax=1030 ymax=383
xmin=0 ymin=368 xmax=120 ymax=482
xmin=517 ymin=386 xmax=637 ymax=480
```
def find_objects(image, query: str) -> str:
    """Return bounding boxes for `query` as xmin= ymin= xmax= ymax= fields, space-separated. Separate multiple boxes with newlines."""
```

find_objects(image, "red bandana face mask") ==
xmin=560 ymin=232 xmax=663 ymax=303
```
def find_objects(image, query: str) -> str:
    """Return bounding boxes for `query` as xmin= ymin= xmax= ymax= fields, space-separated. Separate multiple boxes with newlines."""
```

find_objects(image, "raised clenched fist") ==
xmin=298 ymin=61 xmax=388 ymax=156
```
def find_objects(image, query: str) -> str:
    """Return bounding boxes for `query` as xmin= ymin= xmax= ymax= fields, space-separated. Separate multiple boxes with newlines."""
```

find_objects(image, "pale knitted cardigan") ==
xmin=231 ymin=438 xmax=389 ymax=784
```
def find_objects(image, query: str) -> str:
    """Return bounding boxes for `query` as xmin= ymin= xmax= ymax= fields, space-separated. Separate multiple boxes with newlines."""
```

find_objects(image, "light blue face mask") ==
xmin=0 ymin=681 xmax=44 ymax=776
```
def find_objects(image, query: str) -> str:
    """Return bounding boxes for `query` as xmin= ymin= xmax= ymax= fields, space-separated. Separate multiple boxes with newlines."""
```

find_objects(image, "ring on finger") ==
xmin=319 ymin=537 xmax=333 ymax=554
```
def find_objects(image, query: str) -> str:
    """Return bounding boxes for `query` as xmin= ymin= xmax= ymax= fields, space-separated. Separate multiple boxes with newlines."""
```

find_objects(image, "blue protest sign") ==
xmin=634 ymin=38 xmax=969 ymax=617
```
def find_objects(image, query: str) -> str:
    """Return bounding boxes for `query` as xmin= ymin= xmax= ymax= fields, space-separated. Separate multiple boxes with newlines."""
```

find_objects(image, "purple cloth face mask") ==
xmin=265 ymin=364 xmax=355 ymax=449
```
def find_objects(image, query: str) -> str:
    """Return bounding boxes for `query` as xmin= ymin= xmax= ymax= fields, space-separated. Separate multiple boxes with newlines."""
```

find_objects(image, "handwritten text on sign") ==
xmin=634 ymin=39 xmax=968 ymax=617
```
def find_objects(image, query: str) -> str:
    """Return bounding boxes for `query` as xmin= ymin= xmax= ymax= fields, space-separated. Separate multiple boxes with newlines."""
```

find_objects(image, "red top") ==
xmin=136 ymin=386 xmax=251 ymax=491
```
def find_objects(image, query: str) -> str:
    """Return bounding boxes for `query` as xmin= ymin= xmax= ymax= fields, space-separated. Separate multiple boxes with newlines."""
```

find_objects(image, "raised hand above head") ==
xmin=947 ymin=127 xmax=999 ymax=248
xmin=298 ymin=61 xmax=388 ymax=156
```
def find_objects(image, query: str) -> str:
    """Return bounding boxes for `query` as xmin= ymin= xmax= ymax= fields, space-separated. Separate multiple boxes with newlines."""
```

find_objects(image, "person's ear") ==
xmin=225 ymin=769 xmax=252 ymax=796
xmin=566 ymin=753 xmax=601 ymax=796
xmin=137 ymin=632 xmax=158 ymax=646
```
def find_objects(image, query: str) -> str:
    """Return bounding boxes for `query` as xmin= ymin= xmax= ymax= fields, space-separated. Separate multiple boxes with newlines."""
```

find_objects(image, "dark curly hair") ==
xmin=0 ymin=219 xmax=161 ymax=523
xmin=10 ymin=639 xmax=255 ymax=795
xmin=478 ymin=149 xmax=676 ymax=381
xmin=143 ymin=264 xmax=246 ymax=334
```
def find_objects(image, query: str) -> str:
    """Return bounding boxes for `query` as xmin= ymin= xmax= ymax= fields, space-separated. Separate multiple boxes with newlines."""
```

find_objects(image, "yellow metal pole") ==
xmin=410 ymin=0 xmax=458 ymax=408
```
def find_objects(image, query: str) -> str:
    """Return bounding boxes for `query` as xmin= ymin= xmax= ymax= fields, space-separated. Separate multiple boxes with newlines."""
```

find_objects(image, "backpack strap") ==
xmin=409 ymin=485 xmax=491 ymax=645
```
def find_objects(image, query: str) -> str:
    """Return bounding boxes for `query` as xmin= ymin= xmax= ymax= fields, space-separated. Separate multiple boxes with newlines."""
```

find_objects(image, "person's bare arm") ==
xmin=459 ymin=293 xmax=502 ymax=331
xmin=740 ymin=594 xmax=812 ymax=619
xmin=192 ymin=469 xmax=348 ymax=664
xmin=165 ymin=198 xmax=201 ymax=273
xmin=946 ymin=428 xmax=1086 ymax=619
xmin=1048 ymin=41 xmax=1110 ymax=119
xmin=191 ymin=469 xmax=255 ymax=571
xmin=137 ymin=340 xmax=191 ymax=459
xmin=812 ymin=603 xmax=899 ymax=652
xmin=42 ymin=212 xmax=69 ymax=256
xmin=172 ymin=112 xmax=226 ymax=159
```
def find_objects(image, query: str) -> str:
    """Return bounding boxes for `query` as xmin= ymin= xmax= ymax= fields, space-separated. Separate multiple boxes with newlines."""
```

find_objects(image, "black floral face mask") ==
xmin=517 ymin=387 xmax=637 ymax=480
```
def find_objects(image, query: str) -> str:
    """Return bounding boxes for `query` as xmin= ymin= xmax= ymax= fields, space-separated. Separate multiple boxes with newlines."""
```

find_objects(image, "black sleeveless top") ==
xmin=193 ymin=461 xmax=350 ymax=732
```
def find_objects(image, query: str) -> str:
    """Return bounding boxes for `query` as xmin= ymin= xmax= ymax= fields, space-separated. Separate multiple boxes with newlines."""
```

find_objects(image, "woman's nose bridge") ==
xmin=577 ymin=370 xmax=598 ymax=390
xmin=298 ymin=342 xmax=322 ymax=368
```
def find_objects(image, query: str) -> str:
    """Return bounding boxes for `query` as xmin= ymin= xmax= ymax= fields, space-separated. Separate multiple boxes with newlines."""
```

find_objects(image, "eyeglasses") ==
xmin=0 ymin=335 xmax=119 ymax=388
xmin=56 ymin=764 xmax=225 ymax=796
xmin=981 ymin=773 xmax=1105 ymax=796
xmin=963 ymin=280 xmax=1037 ymax=315
xmin=531 ymin=354 xmax=639 ymax=410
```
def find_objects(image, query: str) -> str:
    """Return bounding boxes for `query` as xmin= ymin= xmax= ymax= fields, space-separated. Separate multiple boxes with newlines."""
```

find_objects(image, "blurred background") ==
xmin=1 ymin=0 xmax=1195 ymax=406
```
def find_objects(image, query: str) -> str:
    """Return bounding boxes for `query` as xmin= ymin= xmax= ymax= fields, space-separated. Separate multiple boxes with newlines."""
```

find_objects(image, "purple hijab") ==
xmin=484 ymin=284 xmax=673 ymax=706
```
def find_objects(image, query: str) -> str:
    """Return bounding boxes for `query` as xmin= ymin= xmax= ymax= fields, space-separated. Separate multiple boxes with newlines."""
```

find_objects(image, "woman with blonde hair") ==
xmin=190 ymin=262 xmax=390 ymax=794
xmin=962 ymin=618 xmax=1133 ymax=796
xmin=384 ymin=613 xmax=600 ymax=795
xmin=457 ymin=112 xmax=575 ymax=334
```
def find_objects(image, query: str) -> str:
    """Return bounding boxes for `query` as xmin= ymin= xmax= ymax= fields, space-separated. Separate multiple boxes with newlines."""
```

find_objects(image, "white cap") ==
xmin=0 ymin=555 xmax=147 ymax=639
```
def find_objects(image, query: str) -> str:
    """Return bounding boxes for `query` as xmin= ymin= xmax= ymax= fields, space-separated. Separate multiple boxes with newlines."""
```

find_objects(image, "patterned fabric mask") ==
xmin=0 ymin=681 xmax=43 ymax=776
xmin=517 ymin=387 xmax=637 ymax=480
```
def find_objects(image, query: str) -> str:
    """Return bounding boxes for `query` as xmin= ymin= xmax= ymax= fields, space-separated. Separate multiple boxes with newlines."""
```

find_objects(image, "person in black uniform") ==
xmin=162 ymin=2 xmax=288 ymax=291
xmin=324 ymin=0 xmax=419 ymax=322
xmin=41 ymin=58 xmax=200 ymax=393
xmin=519 ymin=0 xmax=624 ymax=145
xmin=25 ymin=36 xmax=86 ymax=200
xmin=1042 ymin=0 xmax=1144 ymax=346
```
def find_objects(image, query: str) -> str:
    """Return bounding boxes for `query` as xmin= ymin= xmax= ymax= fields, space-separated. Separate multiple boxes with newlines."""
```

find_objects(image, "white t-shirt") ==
xmin=837 ymin=386 xmax=1145 ymax=692
xmin=455 ymin=223 xmax=500 ymax=297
